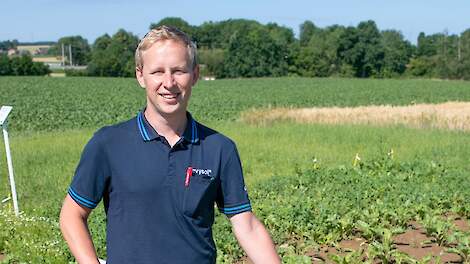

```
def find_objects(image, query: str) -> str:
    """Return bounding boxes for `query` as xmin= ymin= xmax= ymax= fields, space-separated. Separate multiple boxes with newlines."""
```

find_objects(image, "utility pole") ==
xmin=68 ymin=45 xmax=73 ymax=66
xmin=458 ymin=36 xmax=461 ymax=61
xmin=61 ymin=43 xmax=65 ymax=68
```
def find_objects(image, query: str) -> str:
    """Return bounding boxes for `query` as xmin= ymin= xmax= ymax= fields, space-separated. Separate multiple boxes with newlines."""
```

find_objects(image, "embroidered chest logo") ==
xmin=192 ymin=168 xmax=212 ymax=177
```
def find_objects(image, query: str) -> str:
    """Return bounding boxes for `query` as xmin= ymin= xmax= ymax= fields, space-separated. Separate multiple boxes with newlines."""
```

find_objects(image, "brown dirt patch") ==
xmin=338 ymin=237 xmax=367 ymax=251
xmin=393 ymin=229 xmax=429 ymax=247
xmin=0 ymin=254 xmax=4 ymax=261
xmin=233 ymin=256 xmax=253 ymax=264
xmin=241 ymin=102 xmax=470 ymax=132
xmin=397 ymin=243 xmax=462 ymax=263
xmin=305 ymin=217 xmax=467 ymax=264
xmin=453 ymin=219 xmax=469 ymax=232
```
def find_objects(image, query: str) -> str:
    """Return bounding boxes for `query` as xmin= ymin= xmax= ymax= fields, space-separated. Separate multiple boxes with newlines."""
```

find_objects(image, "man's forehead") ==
xmin=145 ymin=39 xmax=187 ymax=52
xmin=142 ymin=40 xmax=191 ymax=65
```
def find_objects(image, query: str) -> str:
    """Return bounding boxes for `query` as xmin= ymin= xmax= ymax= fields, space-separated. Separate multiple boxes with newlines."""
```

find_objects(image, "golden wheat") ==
xmin=241 ymin=102 xmax=470 ymax=131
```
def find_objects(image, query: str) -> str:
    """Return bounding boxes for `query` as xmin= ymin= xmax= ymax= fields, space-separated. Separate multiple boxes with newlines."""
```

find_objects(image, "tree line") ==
xmin=2 ymin=17 xmax=470 ymax=80
xmin=0 ymin=54 xmax=50 ymax=76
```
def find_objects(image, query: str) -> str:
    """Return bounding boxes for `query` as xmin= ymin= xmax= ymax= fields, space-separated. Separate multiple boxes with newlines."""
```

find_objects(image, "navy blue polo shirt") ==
xmin=68 ymin=111 xmax=251 ymax=264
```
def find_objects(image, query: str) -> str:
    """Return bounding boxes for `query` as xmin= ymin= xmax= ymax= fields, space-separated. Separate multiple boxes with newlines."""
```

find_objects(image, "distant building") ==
xmin=7 ymin=48 xmax=17 ymax=56
xmin=16 ymin=45 xmax=52 ymax=56
xmin=32 ymin=56 xmax=64 ymax=69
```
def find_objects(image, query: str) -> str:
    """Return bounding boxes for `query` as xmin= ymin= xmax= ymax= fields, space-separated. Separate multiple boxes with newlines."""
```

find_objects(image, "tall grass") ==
xmin=216 ymin=121 xmax=470 ymax=184
xmin=2 ymin=122 xmax=469 ymax=213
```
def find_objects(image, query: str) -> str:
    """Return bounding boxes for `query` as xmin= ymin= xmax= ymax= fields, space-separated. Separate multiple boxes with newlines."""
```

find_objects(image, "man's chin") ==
xmin=155 ymin=107 xmax=186 ymax=118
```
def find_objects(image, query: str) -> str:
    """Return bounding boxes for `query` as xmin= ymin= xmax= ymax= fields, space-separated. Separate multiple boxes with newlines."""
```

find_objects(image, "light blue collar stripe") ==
xmin=220 ymin=203 xmax=251 ymax=212
xmin=139 ymin=113 xmax=151 ymax=141
xmin=136 ymin=113 xmax=146 ymax=140
xmin=68 ymin=187 xmax=98 ymax=208
xmin=137 ymin=112 xmax=150 ymax=141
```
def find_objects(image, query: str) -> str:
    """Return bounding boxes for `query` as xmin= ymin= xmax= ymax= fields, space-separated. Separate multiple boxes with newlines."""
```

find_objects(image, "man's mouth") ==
xmin=158 ymin=93 xmax=180 ymax=99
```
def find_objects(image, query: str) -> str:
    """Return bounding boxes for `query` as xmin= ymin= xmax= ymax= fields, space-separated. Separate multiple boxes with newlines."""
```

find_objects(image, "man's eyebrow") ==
xmin=172 ymin=65 xmax=190 ymax=70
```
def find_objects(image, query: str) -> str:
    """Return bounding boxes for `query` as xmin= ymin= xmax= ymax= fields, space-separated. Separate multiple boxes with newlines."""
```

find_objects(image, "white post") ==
xmin=2 ymin=122 xmax=19 ymax=216
xmin=62 ymin=43 xmax=65 ymax=68
xmin=69 ymin=45 xmax=73 ymax=66
xmin=0 ymin=106 xmax=19 ymax=216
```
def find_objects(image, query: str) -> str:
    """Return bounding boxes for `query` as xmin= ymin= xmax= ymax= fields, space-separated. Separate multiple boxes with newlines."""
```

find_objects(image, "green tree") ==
xmin=195 ymin=22 xmax=221 ymax=49
xmin=87 ymin=30 xmax=138 ymax=77
xmin=458 ymin=29 xmax=470 ymax=79
xmin=417 ymin=32 xmax=439 ymax=57
xmin=266 ymin=23 xmax=295 ymax=46
xmin=295 ymin=25 xmax=345 ymax=77
xmin=8 ymin=54 xmax=49 ymax=75
xmin=150 ymin=17 xmax=195 ymax=38
xmin=220 ymin=27 xmax=288 ymax=78
xmin=0 ymin=40 xmax=19 ymax=50
xmin=198 ymin=48 xmax=224 ymax=76
xmin=299 ymin=20 xmax=318 ymax=46
xmin=380 ymin=30 xmax=413 ymax=77
xmin=0 ymin=54 xmax=11 ymax=75
xmin=338 ymin=21 xmax=384 ymax=77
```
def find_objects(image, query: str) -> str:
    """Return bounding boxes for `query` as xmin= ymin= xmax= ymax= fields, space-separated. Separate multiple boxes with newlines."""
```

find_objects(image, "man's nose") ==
xmin=162 ymin=72 xmax=175 ymax=88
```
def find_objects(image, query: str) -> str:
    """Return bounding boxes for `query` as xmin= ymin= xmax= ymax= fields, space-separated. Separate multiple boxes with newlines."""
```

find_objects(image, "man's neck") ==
xmin=144 ymin=107 xmax=187 ymax=147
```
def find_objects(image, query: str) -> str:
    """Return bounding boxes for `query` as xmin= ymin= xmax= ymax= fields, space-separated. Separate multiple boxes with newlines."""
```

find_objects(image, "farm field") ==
xmin=2 ymin=76 xmax=470 ymax=132
xmin=0 ymin=76 xmax=470 ymax=263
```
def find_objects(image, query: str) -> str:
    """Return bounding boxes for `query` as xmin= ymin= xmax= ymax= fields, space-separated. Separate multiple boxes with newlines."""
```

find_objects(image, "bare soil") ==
xmin=307 ymin=218 xmax=467 ymax=263
xmin=236 ymin=217 xmax=469 ymax=263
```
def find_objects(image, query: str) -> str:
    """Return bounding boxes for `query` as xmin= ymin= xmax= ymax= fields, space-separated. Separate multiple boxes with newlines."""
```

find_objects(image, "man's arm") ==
xmin=230 ymin=211 xmax=281 ymax=263
xmin=59 ymin=194 xmax=100 ymax=264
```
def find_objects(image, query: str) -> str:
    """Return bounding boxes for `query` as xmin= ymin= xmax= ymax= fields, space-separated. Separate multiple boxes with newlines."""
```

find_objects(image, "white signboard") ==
xmin=0 ymin=106 xmax=12 ymax=126
xmin=1 ymin=105 xmax=19 ymax=216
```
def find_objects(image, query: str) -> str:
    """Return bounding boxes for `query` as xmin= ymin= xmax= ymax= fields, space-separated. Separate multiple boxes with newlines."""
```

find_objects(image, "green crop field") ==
xmin=0 ymin=76 xmax=470 ymax=263
xmin=2 ymin=76 xmax=470 ymax=132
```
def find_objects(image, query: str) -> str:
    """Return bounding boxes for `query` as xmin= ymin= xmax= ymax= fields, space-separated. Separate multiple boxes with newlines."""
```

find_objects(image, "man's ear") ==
xmin=191 ymin=65 xmax=200 ymax=86
xmin=136 ymin=67 xmax=145 ymax=88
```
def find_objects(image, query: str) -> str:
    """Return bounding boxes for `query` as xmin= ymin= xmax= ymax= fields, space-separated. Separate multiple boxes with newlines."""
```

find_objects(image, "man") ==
xmin=59 ymin=25 xmax=280 ymax=264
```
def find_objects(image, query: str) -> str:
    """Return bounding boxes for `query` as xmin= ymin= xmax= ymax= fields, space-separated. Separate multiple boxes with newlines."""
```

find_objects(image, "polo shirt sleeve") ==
xmin=68 ymin=130 xmax=110 ymax=209
xmin=216 ymin=143 xmax=252 ymax=216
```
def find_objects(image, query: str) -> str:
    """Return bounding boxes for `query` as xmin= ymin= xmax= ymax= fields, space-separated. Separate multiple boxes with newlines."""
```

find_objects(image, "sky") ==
xmin=2 ymin=0 xmax=469 ymax=44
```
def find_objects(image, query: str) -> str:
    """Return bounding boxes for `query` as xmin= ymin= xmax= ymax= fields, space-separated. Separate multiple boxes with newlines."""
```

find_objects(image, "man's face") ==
xmin=136 ymin=40 xmax=198 ymax=118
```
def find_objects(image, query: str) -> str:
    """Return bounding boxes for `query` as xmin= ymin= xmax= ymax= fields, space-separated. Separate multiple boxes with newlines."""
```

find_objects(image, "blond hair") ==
xmin=135 ymin=25 xmax=197 ymax=70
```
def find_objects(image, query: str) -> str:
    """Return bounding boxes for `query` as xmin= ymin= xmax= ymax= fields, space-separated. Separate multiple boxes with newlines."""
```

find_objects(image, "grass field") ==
xmin=1 ymin=76 xmax=470 ymax=263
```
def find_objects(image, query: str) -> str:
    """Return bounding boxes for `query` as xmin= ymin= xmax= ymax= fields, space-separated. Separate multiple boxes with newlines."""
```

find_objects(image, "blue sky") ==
xmin=2 ymin=0 xmax=469 ymax=44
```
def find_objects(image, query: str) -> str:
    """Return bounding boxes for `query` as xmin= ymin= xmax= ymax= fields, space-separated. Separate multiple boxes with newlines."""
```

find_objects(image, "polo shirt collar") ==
xmin=136 ymin=111 xmax=199 ymax=144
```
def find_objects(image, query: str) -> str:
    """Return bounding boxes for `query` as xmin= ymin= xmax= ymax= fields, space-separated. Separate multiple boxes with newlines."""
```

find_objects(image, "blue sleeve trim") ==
xmin=219 ymin=203 xmax=252 ymax=215
xmin=68 ymin=187 xmax=98 ymax=209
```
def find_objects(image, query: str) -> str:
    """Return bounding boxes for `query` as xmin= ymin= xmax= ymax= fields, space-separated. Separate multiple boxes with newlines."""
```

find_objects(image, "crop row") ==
xmin=2 ymin=77 xmax=470 ymax=132
xmin=1 ymin=154 xmax=469 ymax=263
xmin=214 ymin=154 xmax=470 ymax=263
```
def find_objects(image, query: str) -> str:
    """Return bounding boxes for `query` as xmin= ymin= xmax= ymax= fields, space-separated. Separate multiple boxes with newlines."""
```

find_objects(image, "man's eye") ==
xmin=174 ymin=69 xmax=186 ymax=75
xmin=152 ymin=71 xmax=164 ymax=75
